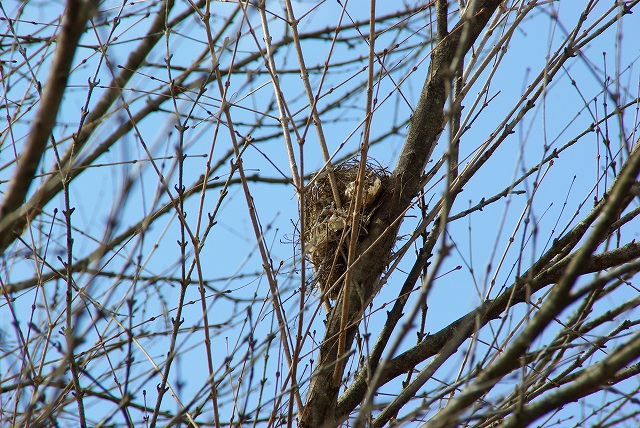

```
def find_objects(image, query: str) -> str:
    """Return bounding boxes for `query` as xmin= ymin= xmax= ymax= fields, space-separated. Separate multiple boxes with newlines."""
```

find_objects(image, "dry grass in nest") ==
xmin=303 ymin=159 xmax=388 ymax=299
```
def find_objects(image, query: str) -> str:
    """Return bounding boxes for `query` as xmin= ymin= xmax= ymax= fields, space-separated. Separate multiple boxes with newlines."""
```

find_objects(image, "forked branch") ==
xmin=299 ymin=1 xmax=505 ymax=426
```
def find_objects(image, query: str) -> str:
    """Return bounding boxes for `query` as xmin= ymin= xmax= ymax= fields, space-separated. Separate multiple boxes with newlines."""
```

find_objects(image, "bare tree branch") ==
xmin=300 ymin=2 xmax=506 ymax=426
xmin=0 ymin=0 xmax=96 ymax=235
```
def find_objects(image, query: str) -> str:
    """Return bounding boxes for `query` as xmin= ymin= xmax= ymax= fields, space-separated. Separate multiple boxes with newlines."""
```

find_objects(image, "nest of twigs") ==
xmin=303 ymin=159 xmax=388 ymax=299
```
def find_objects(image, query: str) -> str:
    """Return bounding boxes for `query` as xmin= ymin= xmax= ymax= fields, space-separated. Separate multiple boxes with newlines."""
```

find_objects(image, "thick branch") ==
xmin=0 ymin=0 xmax=178 ymax=255
xmin=299 ymin=2 xmax=505 ymax=426
xmin=336 ymin=241 xmax=640 ymax=419
xmin=423 ymin=141 xmax=640 ymax=427
xmin=392 ymin=0 xmax=502 ymax=215
xmin=499 ymin=333 xmax=640 ymax=428
xmin=0 ymin=0 xmax=95 ymax=230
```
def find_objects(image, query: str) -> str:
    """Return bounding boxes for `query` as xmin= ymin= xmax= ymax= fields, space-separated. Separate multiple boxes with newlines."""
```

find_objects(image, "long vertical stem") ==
xmin=257 ymin=0 xmax=301 ymax=190
xmin=282 ymin=0 xmax=342 ymax=208
xmin=0 ymin=0 xmax=95 ymax=244
xmin=332 ymin=0 xmax=377 ymax=387
xmin=206 ymin=1 xmax=303 ymax=412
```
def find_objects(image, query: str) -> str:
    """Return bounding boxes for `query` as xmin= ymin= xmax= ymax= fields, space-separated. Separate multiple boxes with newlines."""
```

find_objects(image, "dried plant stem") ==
xmin=423 ymin=143 xmax=640 ymax=427
xmin=281 ymin=0 xmax=342 ymax=421
xmin=257 ymin=0 xmax=301 ymax=190
xmin=4 ymin=1 xmax=640 ymax=427
xmin=302 ymin=2 xmax=506 ymax=425
xmin=210 ymin=3 xmax=303 ymax=413
xmin=283 ymin=0 xmax=342 ymax=209
xmin=0 ymin=0 xmax=94 ymax=239
xmin=333 ymin=0 xmax=378 ymax=387
xmin=0 ymin=1 xmax=96 ymax=425
xmin=0 ymin=0 xmax=183 ymax=254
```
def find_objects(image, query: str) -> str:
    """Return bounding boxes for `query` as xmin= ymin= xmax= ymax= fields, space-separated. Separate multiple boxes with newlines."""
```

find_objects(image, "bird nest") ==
xmin=303 ymin=159 xmax=388 ymax=299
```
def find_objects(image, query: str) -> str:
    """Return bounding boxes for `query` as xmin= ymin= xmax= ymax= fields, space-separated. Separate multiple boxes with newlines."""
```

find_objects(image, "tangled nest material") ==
xmin=303 ymin=159 xmax=388 ymax=299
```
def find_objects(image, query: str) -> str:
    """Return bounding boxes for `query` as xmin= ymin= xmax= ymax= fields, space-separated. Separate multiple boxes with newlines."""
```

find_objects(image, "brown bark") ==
xmin=299 ymin=2 xmax=506 ymax=426
xmin=0 ymin=0 xmax=178 ymax=255
xmin=0 ymin=0 xmax=95 ymax=240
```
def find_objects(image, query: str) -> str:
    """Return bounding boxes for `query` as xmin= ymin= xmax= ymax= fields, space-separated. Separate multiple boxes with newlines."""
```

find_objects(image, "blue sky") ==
xmin=2 ymin=0 xmax=640 ymax=425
